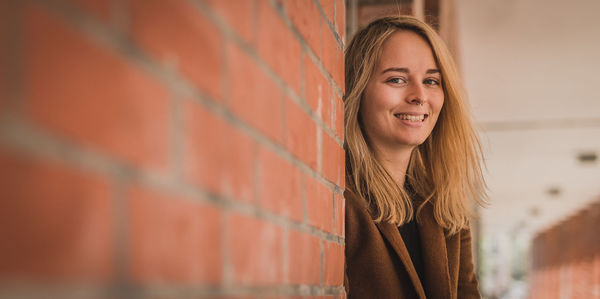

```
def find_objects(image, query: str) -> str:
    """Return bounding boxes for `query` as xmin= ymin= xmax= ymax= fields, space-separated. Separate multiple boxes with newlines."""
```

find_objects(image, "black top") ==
xmin=398 ymin=183 xmax=426 ymax=292
xmin=398 ymin=216 xmax=425 ymax=286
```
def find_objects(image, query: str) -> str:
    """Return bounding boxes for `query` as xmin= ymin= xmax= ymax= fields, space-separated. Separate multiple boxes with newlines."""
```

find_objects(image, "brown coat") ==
xmin=344 ymin=189 xmax=481 ymax=299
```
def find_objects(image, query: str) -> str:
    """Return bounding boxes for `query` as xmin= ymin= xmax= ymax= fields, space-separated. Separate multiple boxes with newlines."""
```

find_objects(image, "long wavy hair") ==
xmin=344 ymin=15 xmax=487 ymax=235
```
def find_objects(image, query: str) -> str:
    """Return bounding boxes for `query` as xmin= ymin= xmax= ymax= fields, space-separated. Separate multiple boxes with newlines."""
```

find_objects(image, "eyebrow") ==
xmin=381 ymin=67 xmax=440 ymax=75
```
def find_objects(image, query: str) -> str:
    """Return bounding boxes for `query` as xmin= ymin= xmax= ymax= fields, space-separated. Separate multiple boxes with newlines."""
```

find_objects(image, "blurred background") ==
xmin=1 ymin=0 xmax=599 ymax=298
xmin=354 ymin=0 xmax=599 ymax=297
xmin=457 ymin=0 xmax=600 ymax=298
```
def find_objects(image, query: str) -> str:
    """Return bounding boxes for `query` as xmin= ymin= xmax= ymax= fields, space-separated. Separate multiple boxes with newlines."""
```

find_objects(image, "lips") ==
xmin=393 ymin=113 xmax=428 ymax=122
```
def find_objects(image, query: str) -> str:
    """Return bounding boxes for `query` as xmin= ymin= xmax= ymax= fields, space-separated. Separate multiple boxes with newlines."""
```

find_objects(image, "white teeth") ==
xmin=394 ymin=114 xmax=425 ymax=122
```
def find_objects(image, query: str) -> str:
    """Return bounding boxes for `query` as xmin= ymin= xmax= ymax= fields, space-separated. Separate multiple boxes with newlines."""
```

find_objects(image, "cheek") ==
xmin=433 ymin=93 xmax=444 ymax=115
xmin=359 ymin=101 xmax=386 ymax=141
xmin=428 ymin=95 xmax=444 ymax=127
xmin=363 ymin=80 xmax=395 ymax=109
xmin=359 ymin=90 xmax=383 ymax=125
xmin=432 ymin=104 xmax=444 ymax=127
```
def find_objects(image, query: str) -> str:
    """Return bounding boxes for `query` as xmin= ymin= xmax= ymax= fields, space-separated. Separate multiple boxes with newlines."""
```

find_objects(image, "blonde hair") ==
xmin=344 ymin=15 xmax=487 ymax=235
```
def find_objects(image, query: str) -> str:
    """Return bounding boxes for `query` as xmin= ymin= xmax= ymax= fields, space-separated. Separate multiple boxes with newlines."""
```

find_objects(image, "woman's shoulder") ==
xmin=343 ymin=188 xmax=359 ymax=203
xmin=343 ymin=188 xmax=379 ymax=252
xmin=343 ymin=188 xmax=374 ymax=220
xmin=343 ymin=188 xmax=365 ymax=210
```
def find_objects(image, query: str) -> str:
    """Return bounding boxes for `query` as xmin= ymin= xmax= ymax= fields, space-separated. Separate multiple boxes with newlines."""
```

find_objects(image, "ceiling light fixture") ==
xmin=547 ymin=186 xmax=561 ymax=197
xmin=577 ymin=151 xmax=597 ymax=164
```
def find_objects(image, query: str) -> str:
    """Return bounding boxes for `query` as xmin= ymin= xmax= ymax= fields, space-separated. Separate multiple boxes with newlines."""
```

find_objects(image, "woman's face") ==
xmin=360 ymin=30 xmax=444 ymax=153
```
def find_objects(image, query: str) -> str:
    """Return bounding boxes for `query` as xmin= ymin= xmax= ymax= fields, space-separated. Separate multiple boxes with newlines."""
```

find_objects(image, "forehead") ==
xmin=376 ymin=30 xmax=438 ymax=70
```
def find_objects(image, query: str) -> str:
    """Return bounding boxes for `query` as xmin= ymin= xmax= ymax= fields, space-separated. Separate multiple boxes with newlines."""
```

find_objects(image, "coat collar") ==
xmin=371 ymin=201 xmax=452 ymax=299
xmin=374 ymin=220 xmax=427 ymax=298
xmin=417 ymin=202 xmax=453 ymax=299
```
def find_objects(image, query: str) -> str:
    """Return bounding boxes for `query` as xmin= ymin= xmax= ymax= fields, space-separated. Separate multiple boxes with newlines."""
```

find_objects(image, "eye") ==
xmin=424 ymin=78 xmax=441 ymax=86
xmin=387 ymin=77 xmax=407 ymax=84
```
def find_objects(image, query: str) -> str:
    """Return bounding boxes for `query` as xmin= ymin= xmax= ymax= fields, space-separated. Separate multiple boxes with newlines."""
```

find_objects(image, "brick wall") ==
xmin=0 ymin=0 xmax=345 ymax=298
xmin=529 ymin=200 xmax=600 ymax=299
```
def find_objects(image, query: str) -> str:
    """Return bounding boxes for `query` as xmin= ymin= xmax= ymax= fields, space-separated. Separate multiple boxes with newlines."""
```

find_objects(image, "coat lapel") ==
xmin=417 ymin=202 xmax=452 ymax=299
xmin=374 ymin=220 xmax=427 ymax=298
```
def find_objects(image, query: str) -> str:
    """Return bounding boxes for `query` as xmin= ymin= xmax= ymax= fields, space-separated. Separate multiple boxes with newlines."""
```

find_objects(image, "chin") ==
xmin=395 ymin=137 xmax=427 ymax=147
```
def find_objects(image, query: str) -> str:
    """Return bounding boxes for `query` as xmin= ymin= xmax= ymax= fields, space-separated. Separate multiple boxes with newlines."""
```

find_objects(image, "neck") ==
xmin=374 ymin=144 xmax=415 ymax=187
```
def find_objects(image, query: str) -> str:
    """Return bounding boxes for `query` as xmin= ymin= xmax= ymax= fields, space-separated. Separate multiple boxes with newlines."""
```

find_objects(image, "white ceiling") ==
xmin=457 ymin=0 xmax=600 ymax=238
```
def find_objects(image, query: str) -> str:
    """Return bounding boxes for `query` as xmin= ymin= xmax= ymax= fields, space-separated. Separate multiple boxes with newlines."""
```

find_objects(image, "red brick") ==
xmin=318 ymin=0 xmax=334 ymax=26
xmin=257 ymin=0 xmax=302 ymax=96
xmin=594 ymin=256 xmax=600 ymax=295
xmin=333 ymin=194 xmax=345 ymax=237
xmin=323 ymin=241 xmax=344 ymax=286
xmin=334 ymin=93 xmax=344 ymax=142
xmin=305 ymin=55 xmax=332 ymax=127
xmin=284 ymin=97 xmax=317 ymax=170
xmin=322 ymin=133 xmax=344 ymax=187
xmin=131 ymin=0 xmax=223 ymax=100
xmin=183 ymin=100 xmax=254 ymax=203
xmin=335 ymin=52 xmax=344 ymax=93
xmin=322 ymin=29 xmax=344 ymax=93
xmin=0 ymin=149 xmax=111 ymax=281
xmin=68 ymin=0 xmax=111 ymax=23
xmin=24 ymin=6 xmax=170 ymax=171
xmin=129 ymin=186 xmax=221 ymax=284
xmin=229 ymin=213 xmax=283 ymax=285
xmin=229 ymin=43 xmax=283 ymax=144
xmin=286 ymin=0 xmax=322 ymax=57
xmin=305 ymin=175 xmax=333 ymax=232
xmin=258 ymin=146 xmax=302 ymax=222
xmin=205 ymin=0 xmax=254 ymax=44
xmin=335 ymin=0 xmax=345 ymax=42
xmin=287 ymin=230 xmax=320 ymax=284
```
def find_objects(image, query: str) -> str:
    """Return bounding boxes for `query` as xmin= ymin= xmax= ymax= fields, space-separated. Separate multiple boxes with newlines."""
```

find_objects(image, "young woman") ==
xmin=343 ymin=16 xmax=487 ymax=298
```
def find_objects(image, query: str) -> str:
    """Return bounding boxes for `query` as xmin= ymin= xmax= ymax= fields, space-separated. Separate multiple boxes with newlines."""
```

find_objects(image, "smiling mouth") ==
xmin=394 ymin=113 xmax=428 ymax=122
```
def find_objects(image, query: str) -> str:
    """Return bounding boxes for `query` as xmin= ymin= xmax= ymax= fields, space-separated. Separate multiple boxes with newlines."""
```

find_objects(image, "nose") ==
xmin=405 ymin=80 xmax=426 ymax=106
